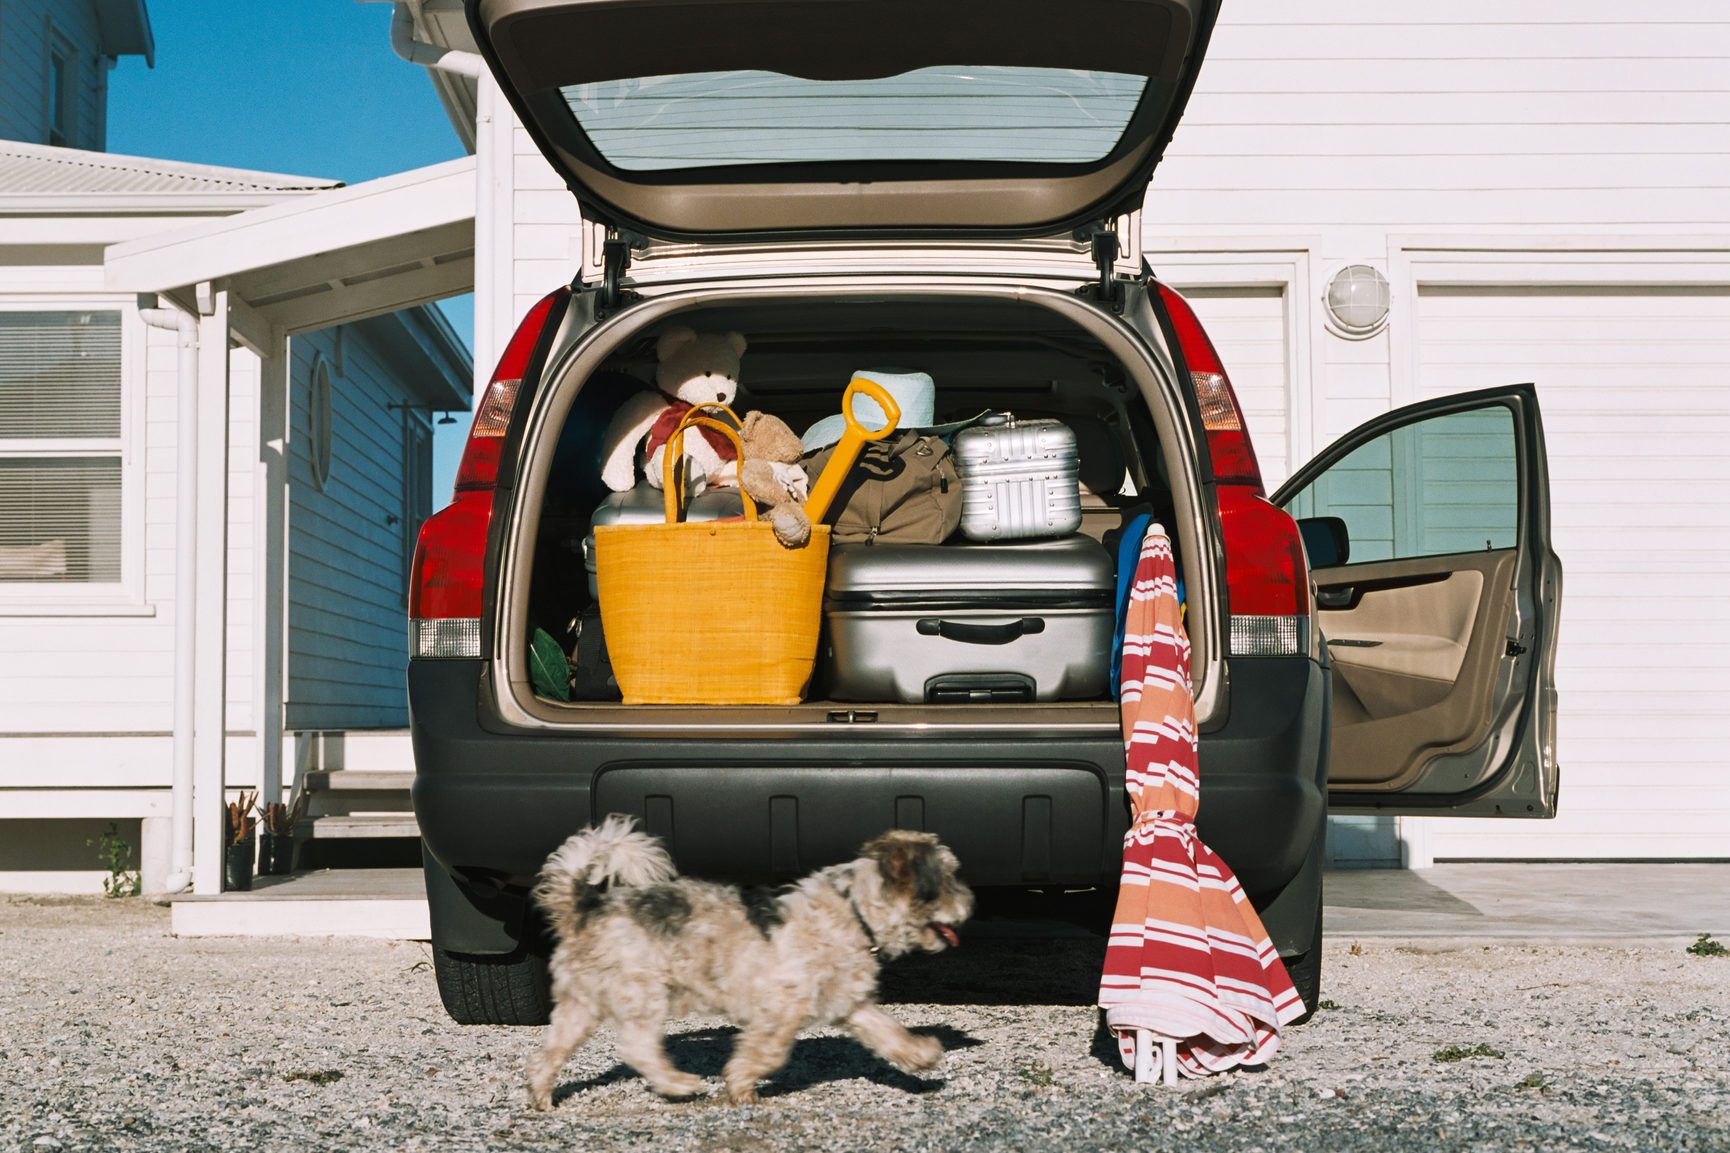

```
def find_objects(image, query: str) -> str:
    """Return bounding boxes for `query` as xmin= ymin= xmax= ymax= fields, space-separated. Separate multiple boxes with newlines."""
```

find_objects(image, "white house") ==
xmin=0 ymin=0 xmax=473 ymax=893
xmin=388 ymin=0 xmax=1729 ymax=868
xmin=8 ymin=0 xmax=1725 ymax=898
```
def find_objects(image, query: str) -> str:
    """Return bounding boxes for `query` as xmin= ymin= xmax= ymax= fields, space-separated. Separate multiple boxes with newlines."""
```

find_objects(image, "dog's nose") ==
xmin=716 ymin=391 xmax=727 ymax=401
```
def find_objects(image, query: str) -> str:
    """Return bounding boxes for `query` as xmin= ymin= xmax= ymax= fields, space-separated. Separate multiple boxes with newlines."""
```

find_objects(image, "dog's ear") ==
xmin=863 ymin=831 xmax=944 ymax=905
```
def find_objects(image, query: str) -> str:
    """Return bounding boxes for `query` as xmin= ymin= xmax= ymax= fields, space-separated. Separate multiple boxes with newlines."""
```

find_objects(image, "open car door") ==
xmin=1272 ymin=385 xmax=1562 ymax=818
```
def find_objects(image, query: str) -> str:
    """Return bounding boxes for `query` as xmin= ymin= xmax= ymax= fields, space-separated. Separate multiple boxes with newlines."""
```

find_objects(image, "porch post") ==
xmin=192 ymin=284 xmax=232 ymax=895
xmin=254 ymin=333 xmax=288 ymax=807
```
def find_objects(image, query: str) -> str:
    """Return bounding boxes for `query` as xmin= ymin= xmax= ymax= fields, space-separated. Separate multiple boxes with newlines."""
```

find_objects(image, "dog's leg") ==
xmin=616 ymin=1021 xmax=707 ymax=1100
xmin=845 ymin=1004 xmax=943 ymax=1074
xmin=722 ymin=1016 xmax=802 ymax=1105
xmin=526 ymin=1000 xmax=597 ymax=1111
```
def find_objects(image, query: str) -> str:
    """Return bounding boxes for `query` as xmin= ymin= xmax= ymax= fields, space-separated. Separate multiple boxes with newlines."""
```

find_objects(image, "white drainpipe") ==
xmin=138 ymin=301 xmax=199 ymax=895
xmin=389 ymin=2 xmax=486 ymax=79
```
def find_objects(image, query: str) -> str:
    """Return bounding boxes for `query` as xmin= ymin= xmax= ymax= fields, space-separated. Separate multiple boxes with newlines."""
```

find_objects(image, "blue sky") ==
xmin=106 ymin=0 xmax=476 ymax=500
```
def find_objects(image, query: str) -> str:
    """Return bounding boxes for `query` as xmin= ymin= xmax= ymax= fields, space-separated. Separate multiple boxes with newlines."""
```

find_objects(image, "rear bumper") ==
xmin=410 ymin=654 xmax=1327 ymax=953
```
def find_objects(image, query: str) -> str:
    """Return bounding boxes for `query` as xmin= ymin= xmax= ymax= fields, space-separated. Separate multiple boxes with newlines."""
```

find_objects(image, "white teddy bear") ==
xmin=599 ymin=326 xmax=747 ymax=493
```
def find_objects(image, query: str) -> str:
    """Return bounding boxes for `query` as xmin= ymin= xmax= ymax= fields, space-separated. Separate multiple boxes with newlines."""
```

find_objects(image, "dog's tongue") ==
xmin=935 ymin=924 xmax=960 ymax=947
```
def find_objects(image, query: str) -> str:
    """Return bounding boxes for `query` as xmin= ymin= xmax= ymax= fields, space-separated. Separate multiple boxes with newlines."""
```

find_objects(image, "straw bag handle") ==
xmin=662 ymin=408 xmax=758 ymax=525
xmin=803 ymin=376 xmax=902 ymax=524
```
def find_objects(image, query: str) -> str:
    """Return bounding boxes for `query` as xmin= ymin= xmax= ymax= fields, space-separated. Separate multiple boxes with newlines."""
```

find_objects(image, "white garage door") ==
xmin=1179 ymin=286 xmax=1293 ymax=487
xmin=1411 ymin=285 xmax=1730 ymax=859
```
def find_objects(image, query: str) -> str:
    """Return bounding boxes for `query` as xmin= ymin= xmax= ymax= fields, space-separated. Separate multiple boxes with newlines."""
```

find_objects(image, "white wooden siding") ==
xmin=0 ymin=0 xmax=106 ymax=149
xmin=284 ymin=327 xmax=419 ymax=730
xmin=1408 ymin=283 xmax=1730 ymax=859
xmin=1148 ymin=1 xmax=1730 ymax=238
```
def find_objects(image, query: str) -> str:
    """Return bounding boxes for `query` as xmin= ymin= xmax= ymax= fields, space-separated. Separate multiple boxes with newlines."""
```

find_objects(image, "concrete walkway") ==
xmin=166 ymin=862 xmax=1730 ymax=940
xmin=1324 ymin=863 xmax=1730 ymax=940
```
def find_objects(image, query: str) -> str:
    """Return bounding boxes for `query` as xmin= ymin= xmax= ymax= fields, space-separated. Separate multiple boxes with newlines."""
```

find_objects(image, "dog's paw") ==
xmin=527 ymin=1087 xmax=554 ymax=1112
xmin=725 ymin=1081 xmax=759 ymax=1106
xmin=896 ymin=1035 xmax=944 ymax=1074
xmin=652 ymin=1072 xmax=709 ymax=1100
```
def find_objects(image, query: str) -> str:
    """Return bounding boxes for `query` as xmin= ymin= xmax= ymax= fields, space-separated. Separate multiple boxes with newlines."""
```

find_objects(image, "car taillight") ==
xmin=1154 ymin=281 xmax=1309 ymax=656
xmin=1217 ymin=486 xmax=1311 ymax=656
xmin=1154 ymin=282 xmax=1264 ymax=492
xmin=410 ymin=287 xmax=568 ymax=659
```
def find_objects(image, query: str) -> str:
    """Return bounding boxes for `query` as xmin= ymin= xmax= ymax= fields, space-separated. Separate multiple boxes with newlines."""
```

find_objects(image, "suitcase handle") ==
xmin=915 ymin=617 xmax=1046 ymax=645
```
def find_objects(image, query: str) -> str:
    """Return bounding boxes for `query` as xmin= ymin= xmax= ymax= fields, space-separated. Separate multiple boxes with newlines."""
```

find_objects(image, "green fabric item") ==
xmin=529 ymin=627 xmax=572 ymax=702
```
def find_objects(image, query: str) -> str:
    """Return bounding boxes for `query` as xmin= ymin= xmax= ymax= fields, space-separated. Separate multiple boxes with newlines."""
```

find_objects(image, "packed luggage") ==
xmin=551 ymin=336 xmax=1152 ymax=708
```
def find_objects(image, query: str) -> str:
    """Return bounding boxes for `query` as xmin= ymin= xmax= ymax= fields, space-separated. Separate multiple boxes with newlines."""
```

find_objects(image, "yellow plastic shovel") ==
xmin=803 ymin=376 xmax=902 ymax=525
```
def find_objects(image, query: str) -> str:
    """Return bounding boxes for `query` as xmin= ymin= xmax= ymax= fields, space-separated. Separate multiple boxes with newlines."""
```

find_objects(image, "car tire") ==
xmin=1282 ymin=897 xmax=1324 ymax=1027
xmin=431 ymin=943 xmax=552 ymax=1026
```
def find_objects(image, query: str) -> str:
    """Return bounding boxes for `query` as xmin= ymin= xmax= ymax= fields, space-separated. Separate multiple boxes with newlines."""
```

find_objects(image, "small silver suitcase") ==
xmin=953 ymin=414 xmax=1082 ymax=541
xmin=822 ymin=535 xmax=1114 ymax=703
xmin=582 ymin=484 xmax=742 ymax=598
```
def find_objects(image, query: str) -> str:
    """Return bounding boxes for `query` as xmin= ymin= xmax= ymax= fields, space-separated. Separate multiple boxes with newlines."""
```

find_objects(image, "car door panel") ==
xmin=1321 ymin=550 xmax=1513 ymax=790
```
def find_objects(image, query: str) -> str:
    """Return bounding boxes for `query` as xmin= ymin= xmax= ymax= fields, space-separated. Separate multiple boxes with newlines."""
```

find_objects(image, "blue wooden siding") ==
xmin=1286 ymin=406 xmax=1517 ymax=564
xmin=0 ymin=0 xmax=107 ymax=149
xmin=284 ymin=324 xmax=428 ymax=731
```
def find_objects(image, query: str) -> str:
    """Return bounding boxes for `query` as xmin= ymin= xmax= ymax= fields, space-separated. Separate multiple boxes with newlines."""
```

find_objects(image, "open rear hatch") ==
xmin=467 ymin=0 xmax=1218 ymax=241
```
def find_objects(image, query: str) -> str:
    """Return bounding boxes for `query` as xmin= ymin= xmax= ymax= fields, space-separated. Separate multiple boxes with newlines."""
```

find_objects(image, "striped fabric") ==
xmin=1099 ymin=527 xmax=1305 ymax=1078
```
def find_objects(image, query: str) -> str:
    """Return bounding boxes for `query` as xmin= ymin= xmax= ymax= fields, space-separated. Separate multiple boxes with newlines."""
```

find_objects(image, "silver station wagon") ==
xmin=407 ymin=0 xmax=1564 ymax=1025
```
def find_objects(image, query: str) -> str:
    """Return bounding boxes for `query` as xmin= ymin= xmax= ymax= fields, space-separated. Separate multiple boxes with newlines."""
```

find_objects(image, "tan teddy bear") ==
xmin=738 ymin=410 xmax=812 ymax=548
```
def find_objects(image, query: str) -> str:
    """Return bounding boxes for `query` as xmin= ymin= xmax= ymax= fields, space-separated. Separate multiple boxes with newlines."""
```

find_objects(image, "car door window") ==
xmin=1283 ymin=405 xmax=1518 ymax=564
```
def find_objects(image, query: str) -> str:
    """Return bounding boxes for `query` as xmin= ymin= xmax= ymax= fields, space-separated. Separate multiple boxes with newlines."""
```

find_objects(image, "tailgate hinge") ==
xmin=1075 ymin=221 xmax=1124 ymax=312
xmin=596 ymin=228 xmax=645 ymax=319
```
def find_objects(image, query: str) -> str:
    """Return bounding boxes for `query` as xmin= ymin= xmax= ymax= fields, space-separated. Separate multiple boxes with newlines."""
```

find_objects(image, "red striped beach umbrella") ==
xmin=1098 ymin=527 xmax=1305 ymax=1084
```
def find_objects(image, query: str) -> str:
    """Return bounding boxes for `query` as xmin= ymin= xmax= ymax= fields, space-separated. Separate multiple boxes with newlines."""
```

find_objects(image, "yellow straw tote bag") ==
xmin=594 ymin=410 xmax=830 ymax=705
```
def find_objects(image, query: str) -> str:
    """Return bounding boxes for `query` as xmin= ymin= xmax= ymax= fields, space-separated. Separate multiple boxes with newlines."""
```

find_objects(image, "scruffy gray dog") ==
xmin=527 ymin=815 xmax=974 ymax=1108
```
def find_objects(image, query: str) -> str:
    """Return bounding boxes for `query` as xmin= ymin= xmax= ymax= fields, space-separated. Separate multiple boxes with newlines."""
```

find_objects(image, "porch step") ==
xmin=303 ymin=769 xmax=413 ymax=792
xmin=302 ymin=769 xmax=415 ymax=820
xmin=297 ymin=813 xmax=421 ymax=840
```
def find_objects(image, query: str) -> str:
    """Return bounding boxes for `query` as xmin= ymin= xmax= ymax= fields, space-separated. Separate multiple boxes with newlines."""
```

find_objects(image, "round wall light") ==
xmin=1323 ymin=264 xmax=1391 ymax=339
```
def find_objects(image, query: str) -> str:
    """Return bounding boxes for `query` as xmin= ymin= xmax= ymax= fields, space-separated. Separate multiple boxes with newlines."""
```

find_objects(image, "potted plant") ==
xmin=256 ymin=795 xmax=301 ymax=877
xmin=223 ymin=790 xmax=258 ymax=892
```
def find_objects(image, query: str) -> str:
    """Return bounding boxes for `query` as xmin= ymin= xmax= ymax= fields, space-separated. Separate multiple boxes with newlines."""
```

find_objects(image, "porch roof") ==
xmin=104 ymin=157 xmax=476 ymax=368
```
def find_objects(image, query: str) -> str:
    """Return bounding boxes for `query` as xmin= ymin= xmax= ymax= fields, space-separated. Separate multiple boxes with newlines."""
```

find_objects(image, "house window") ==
xmin=48 ymin=39 xmax=77 ymax=148
xmin=308 ymin=355 xmax=334 ymax=490
xmin=0 ymin=312 xmax=124 ymax=583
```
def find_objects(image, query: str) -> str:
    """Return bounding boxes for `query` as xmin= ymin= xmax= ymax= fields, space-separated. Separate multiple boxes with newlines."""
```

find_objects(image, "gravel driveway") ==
xmin=2 ymin=896 xmax=1726 ymax=1153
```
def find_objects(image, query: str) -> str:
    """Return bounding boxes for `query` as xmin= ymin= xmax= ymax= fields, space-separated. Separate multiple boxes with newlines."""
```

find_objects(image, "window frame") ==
xmin=0 ymin=298 xmax=148 ymax=615
xmin=46 ymin=27 xmax=77 ymax=149
xmin=1279 ymin=395 xmax=1527 ymax=569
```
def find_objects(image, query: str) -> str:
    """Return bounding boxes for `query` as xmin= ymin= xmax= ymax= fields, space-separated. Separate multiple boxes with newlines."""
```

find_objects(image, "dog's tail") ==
xmin=532 ymin=814 xmax=677 ymax=938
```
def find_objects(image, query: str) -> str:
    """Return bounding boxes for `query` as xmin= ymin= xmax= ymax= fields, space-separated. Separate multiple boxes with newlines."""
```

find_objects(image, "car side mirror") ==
xmin=1297 ymin=516 xmax=1350 ymax=569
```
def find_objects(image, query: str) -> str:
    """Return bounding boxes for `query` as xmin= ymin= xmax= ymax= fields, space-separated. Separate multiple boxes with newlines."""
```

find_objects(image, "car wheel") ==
xmin=431 ymin=943 xmax=552 ymax=1026
xmin=1282 ymin=897 xmax=1324 ymax=1027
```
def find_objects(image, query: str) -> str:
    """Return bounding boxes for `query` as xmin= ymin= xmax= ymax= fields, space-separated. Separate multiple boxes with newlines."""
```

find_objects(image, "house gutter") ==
xmin=388 ymin=3 xmax=485 ymax=79
xmin=137 ymin=300 xmax=199 ymax=896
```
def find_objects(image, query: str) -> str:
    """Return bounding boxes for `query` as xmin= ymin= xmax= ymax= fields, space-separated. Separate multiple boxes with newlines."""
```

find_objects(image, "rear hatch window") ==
xmin=564 ymin=67 xmax=1148 ymax=171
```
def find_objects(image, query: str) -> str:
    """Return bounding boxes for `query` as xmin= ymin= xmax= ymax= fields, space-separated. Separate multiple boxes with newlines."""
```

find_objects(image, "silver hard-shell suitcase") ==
xmin=821 ymin=535 xmax=1114 ymax=703
xmin=953 ymin=414 xmax=1082 ymax=541
xmin=582 ymin=483 xmax=742 ymax=597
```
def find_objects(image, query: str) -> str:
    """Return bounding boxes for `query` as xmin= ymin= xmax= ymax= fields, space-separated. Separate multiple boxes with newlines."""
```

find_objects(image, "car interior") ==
xmin=523 ymin=296 xmax=1182 ymax=709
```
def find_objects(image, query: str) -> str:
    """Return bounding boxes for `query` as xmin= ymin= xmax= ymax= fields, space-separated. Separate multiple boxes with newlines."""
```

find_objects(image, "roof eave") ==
xmin=355 ymin=304 xmax=474 ymax=411
xmin=94 ymin=0 xmax=155 ymax=66
xmin=0 ymin=192 xmax=328 ymax=215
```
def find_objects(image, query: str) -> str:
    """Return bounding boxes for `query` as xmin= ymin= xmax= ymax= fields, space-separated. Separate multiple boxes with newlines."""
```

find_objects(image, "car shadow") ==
xmin=878 ymin=921 xmax=1107 ymax=1007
